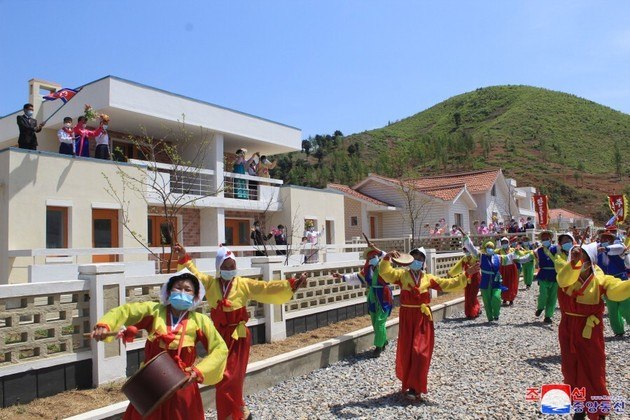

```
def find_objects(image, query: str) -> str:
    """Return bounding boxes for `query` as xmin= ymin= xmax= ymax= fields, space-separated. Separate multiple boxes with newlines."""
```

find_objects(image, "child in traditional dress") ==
xmin=91 ymin=269 xmax=228 ymax=420
xmin=73 ymin=116 xmax=102 ymax=157
xmin=174 ymin=245 xmax=309 ymax=420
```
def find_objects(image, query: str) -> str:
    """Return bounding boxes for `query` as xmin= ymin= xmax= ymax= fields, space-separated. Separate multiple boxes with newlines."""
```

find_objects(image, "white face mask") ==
xmin=253 ymin=157 xmax=259 ymax=164
xmin=25 ymin=110 xmax=34 ymax=117
xmin=102 ymin=125 xmax=108 ymax=130
xmin=64 ymin=123 xmax=72 ymax=128
xmin=220 ymin=269 xmax=238 ymax=280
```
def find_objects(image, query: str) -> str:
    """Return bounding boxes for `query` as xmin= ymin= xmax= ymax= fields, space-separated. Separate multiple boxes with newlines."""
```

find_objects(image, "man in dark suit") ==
xmin=17 ymin=103 xmax=45 ymax=150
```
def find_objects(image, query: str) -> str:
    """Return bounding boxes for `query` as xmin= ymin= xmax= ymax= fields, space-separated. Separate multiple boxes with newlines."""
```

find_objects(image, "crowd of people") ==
xmin=88 ymin=222 xmax=628 ymax=419
xmin=17 ymin=103 xmax=112 ymax=159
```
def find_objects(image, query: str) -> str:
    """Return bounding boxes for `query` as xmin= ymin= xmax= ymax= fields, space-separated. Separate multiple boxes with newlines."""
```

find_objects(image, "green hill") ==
xmin=272 ymin=85 xmax=630 ymax=222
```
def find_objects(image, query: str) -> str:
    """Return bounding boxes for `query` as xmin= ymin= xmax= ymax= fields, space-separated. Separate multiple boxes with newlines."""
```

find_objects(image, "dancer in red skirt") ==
xmin=448 ymin=247 xmax=481 ymax=319
xmin=498 ymin=237 xmax=519 ymax=306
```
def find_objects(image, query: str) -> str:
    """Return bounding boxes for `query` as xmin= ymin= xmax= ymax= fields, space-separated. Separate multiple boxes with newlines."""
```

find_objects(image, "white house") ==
xmin=548 ymin=208 xmax=594 ymax=230
xmin=0 ymin=77 xmax=344 ymax=284
xmin=329 ymin=169 xmax=538 ymax=241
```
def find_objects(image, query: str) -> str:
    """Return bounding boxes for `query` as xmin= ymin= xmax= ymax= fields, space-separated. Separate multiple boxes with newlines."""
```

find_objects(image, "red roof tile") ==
xmin=410 ymin=169 xmax=501 ymax=193
xmin=363 ymin=174 xmax=468 ymax=202
xmin=549 ymin=208 xmax=592 ymax=221
xmin=327 ymin=183 xmax=395 ymax=207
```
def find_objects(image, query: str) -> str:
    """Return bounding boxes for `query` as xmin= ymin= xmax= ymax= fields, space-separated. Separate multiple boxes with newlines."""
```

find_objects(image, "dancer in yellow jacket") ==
xmin=92 ymin=269 xmax=228 ymax=420
xmin=174 ymin=245 xmax=308 ymax=420
xmin=378 ymin=247 xmax=478 ymax=400
xmin=557 ymin=243 xmax=630 ymax=420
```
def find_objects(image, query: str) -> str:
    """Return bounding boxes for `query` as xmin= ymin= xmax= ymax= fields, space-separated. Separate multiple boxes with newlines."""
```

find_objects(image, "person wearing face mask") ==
xmin=533 ymin=231 xmax=574 ymax=323
xmin=515 ymin=236 xmax=536 ymax=290
xmin=57 ymin=117 xmax=75 ymax=155
xmin=73 ymin=116 xmax=103 ymax=157
xmin=250 ymin=221 xmax=272 ymax=256
xmin=557 ymin=243 xmax=630 ymax=420
xmin=232 ymin=149 xmax=249 ymax=199
xmin=174 ymin=245 xmax=309 ymax=420
xmin=332 ymin=245 xmax=393 ymax=356
xmin=462 ymin=236 xmax=516 ymax=322
xmin=94 ymin=114 xmax=111 ymax=160
xmin=17 ymin=103 xmax=45 ymax=150
xmin=497 ymin=237 xmax=520 ymax=306
xmin=378 ymin=247 xmax=478 ymax=401
xmin=596 ymin=230 xmax=630 ymax=337
xmin=255 ymin=155 xmax=277 ymax=178
xmin=91 ymin=269 xmax=228 ymax=420
xmin=448 ymin=246 xmax=481 ymax=319
xmin=271 ymin=224 xmax=288 ymax=255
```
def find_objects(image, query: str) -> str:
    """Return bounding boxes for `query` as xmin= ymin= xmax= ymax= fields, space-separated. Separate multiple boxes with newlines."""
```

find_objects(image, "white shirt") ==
xmin=57 ymin=128 xmax=74 ymax=144
xmin=95 ymin=131 xmax=110 ymax=146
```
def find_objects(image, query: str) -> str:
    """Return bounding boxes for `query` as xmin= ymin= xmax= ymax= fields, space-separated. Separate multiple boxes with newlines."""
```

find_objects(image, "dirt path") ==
xmin=0 ymin=292 xmax=462 ymax=420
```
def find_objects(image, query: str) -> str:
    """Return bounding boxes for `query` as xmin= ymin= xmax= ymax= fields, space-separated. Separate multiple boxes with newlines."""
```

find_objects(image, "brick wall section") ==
xmin=181 ymin=208 xmax=200 ymax=246
xmin=344 ymin=197 xmax=363 ymax=240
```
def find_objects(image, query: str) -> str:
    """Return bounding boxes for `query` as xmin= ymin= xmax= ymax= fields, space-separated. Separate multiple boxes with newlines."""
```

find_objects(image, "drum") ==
xmin=122 ymin=351 xmax=189 ymax=417
xmin=392 ymin=252 xmax=414 ymax=266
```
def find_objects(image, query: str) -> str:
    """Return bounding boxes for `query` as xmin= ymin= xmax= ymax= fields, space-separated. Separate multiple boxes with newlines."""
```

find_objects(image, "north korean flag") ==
xmin=43 ymin=88 xmax=79 ymax=103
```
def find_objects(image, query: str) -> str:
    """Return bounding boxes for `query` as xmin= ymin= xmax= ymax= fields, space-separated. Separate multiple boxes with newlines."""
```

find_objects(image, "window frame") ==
xmin=46 ymin=206 xmax=69 ymax=249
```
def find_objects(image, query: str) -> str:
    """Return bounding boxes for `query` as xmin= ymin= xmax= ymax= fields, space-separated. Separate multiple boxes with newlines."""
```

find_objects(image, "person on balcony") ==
xmin=250 ymin=221 xmax=272 ymax=256
xmin=596 ymin=229 xmax=630 ymax=337
xmin=174 ymin=244 xmax=309 ymax=420
xmin=17 ymin=103 xmax=45 ymax=150
xmin=378 ymin=247 xmax=479 ymax=401
xmin=256 ymin=155 xmax=277 ymax=178
xmin=94 ymin=114 xmax=111 ymax=160
xmin=448 ymin=246 xmax=481 ymax=319
xmin=232 ymin=149 xmax=250 ymax=199
xmin=73 ymin=116 xmax=102 ymax=157
xmin=557 ymin=243 xmax=630 ymax=420
xmin=57 ymin=117 xmax=75 ymax=155
xmin=271 ymin=224 xmax=288 ymax=255
xmin=91 ymin=269 xmax=228 ymax=420
xmin=332 ymin=244 xmax=393 ymax=356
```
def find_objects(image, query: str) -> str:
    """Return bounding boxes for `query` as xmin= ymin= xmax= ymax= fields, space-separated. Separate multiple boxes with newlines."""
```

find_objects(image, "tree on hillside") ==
xmin=301 ymin=139 xmax=311 ymax=156
xmin=613 ymin=143 xmax=622 ymax=180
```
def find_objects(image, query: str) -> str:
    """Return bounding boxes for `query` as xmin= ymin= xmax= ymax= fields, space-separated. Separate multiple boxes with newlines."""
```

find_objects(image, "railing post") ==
xmin=79 ymin=263 xmax=127 ymax=386
xmin=424 ymin=248 xmax=439 ymax=298
xmin=250 ymin=256 xmax=287 ymax=342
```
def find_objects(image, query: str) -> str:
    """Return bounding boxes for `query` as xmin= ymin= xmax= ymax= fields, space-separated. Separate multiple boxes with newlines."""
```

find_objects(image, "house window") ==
xmin=491 ymin=185 xmax=496 ymax=197
xmin=454 ymin=213 xmax=463 ymax=228
xmin=46 ymin=207 xmax=68 ymax=248
xmin=350 ymin=216 xmax=358 ymax=226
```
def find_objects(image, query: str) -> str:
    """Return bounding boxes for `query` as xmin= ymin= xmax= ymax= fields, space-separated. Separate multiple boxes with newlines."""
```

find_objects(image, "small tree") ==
xmin=397 ymin=177 xmax=435 ymax=248
xmin=103 ymin=117 xmax=221 ymax=273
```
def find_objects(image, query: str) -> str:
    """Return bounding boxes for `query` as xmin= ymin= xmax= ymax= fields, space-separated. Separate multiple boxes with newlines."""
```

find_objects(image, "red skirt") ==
xmin=464 ymin=273 xmax=481 ymax=318
xmin=500 ymin=264 xmax=519 ymax=302
xmin=396 ymin=306 xmax=434 ymax=394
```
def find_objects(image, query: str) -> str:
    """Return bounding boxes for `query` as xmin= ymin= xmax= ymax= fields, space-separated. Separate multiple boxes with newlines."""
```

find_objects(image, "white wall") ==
xmin=4 ymin=150 xmax=148 ymax=283
xmin=267 ymin=186 xmax=345 ymax=246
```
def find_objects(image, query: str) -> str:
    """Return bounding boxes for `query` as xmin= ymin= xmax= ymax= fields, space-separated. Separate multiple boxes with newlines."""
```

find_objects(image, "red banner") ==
xmin=533 ymin=194 xmax=550 ymax=228
xmin=608 ymin=194 xmax=628 ymax=225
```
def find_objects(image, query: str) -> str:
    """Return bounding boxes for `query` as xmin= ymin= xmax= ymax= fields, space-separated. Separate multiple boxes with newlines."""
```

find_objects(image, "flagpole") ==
xmin=42 ymin=87 xmax=83 ymax=124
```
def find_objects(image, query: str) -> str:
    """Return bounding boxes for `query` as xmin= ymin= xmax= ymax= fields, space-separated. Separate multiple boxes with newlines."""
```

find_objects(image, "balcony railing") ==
xmin=223 ymin=171 xmax=283 ymax=201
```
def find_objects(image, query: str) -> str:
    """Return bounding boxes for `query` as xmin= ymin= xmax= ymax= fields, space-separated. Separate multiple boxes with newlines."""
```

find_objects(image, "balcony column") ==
xmin=209 ymin=133 xmax=224 ymax=198
xmin=200 ymin=208 xmax=225 ymax=249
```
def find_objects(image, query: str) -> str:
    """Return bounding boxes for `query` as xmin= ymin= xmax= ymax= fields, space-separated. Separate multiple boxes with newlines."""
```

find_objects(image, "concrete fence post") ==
xmin=250 ymin=256 xmax=287 ymax=343
xmin=79 ymin=263 xmax=127 ymax=387
xmin=424 ymin=248 xmax=439 ymax=298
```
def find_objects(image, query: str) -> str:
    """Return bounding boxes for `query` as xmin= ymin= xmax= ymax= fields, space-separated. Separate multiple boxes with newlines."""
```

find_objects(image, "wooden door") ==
xmin=92 ymin=209 xmax=119 ymax=263
xmin=148 ymin=215 xmax=178 ymax=272
xmin=225 ymin=219 xmax=251 ymax=246
xmin=369 ymin=216 xmax=376 ymax=238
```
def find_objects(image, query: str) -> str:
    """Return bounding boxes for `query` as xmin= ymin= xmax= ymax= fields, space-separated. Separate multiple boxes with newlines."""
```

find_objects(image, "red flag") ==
xmin=607 ymin=194 xmax=628 ymax=226
xmin=533 ymin=194 xmax=550 ymax=228
xmin=43 ymin=88 xmax=79 ymax=104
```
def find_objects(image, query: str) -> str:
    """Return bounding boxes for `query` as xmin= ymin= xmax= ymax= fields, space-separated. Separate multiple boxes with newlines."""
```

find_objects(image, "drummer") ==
xmin=91 ymin=269 xmax=228 ymax=420
xmin=378 ymin=247 xmax=480 ymax=401
xmin=174 ymin=244 xmax=309 ymax=420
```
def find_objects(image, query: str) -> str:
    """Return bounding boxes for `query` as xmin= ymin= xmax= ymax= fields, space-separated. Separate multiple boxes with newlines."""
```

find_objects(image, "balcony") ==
xmin=128 ymin=159 xmax=283 ymax=211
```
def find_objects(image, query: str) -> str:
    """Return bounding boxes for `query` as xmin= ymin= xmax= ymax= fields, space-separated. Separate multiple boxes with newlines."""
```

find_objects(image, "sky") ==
xmin=1 ymin=1 xmax=629 ymax=138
